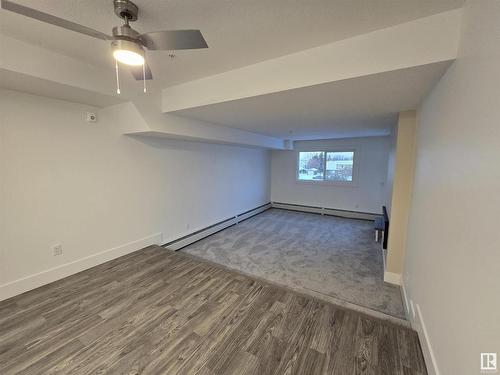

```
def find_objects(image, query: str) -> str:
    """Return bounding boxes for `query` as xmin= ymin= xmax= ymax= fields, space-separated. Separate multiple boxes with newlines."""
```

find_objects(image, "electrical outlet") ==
xmin=52 ymin=244 xmax=63 ymax=256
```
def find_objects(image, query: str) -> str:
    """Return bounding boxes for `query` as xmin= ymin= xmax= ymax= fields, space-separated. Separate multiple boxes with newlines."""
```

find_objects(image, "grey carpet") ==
xmin=182 ymin=208 xmax=405 ymax=319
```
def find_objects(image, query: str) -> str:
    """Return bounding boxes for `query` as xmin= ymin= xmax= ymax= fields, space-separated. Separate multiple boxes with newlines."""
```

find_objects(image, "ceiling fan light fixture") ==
xmin=2 ymin=0 xmax=209 ymax=86
xmin=111 ymin=39 xmax=144 ymax=66
xmin=113 ymin=49 xmax=144 ymax=65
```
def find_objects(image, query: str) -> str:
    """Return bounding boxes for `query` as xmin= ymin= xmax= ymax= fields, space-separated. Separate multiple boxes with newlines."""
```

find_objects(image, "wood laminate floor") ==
xmin=0 ymin=245 xmax=427 ymax=375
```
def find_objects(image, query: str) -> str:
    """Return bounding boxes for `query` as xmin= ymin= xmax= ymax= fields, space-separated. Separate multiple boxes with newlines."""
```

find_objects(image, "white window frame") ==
xmin=295 ymin=148 xmax=359 ymax=187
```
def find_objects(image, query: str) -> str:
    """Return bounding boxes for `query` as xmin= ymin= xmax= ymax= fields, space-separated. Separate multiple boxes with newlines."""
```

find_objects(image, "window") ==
xmin=297 ymin=150 xmax=356 ymax=183
xmin=297 ymin=151 xmax=324 ymax=181
xmin=325 ymin=151 xmax=354 ymax=182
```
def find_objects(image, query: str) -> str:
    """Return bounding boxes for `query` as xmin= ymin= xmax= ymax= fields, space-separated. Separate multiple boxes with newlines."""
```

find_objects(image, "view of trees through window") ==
xmin=298 ymin=151 xmax=354 ymax=182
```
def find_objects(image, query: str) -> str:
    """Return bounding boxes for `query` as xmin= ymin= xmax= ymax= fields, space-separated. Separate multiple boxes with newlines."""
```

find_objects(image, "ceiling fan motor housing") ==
xmin=114 ymin=0 xmax=139 ymax=22
xmin=112 ymin=25 xmax=140 ymax=41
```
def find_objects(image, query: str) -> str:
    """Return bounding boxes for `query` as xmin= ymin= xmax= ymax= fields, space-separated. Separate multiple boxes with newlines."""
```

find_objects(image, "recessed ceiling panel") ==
xmin=171 ymin=61 xmax=452 ymax=140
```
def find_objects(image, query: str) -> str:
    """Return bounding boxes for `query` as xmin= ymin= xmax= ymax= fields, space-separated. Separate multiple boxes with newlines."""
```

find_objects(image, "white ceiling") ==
xmin=0 ymin=0 xmax=463 ymax=87
xmin=171 ymin=61 xmax=452 ymax=140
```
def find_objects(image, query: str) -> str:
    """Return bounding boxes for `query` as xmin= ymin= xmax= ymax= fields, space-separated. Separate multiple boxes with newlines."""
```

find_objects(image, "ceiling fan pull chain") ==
xmin=143 ymin=61 xmax=147 ymax=93
xmin=115 ymin=60 xmax=121 ymax=94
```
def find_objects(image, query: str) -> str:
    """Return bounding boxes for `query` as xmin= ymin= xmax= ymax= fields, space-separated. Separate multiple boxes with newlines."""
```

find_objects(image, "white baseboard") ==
xmin=414 ymin=304 xmax=440 ymax=375
xmin=401 ymin=280 xmax=411 ymax=318
xmin=401 ymin=279 xmax=439 ymax=375
xmin=237 ymin=204 xmax=271 ymax=223
xmin=0 ymin=232 xmax=163 ymax=302
xmin=165 ymin=218 xmax=238 ymax=251
xmin=164 ymin=203 xmax=271 ymax=251
xmin=271 ymin=202 xmax=380 ymax=220
xmin=384 ymin=271 xmax=402 ymax=285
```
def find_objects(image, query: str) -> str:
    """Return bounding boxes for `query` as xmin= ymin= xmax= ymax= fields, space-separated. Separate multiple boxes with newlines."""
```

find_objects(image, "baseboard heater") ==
xmin=271 ymin=201 xmax=381 ymax=221
xmin=163 ymin=203 xmax=272 ymax=251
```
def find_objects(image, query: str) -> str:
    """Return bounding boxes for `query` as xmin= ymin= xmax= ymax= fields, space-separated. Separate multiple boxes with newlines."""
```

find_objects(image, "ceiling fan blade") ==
xmin=128 ymin=63 xmax=153 ymax=80
xmin=139 ymin=30 xmax=208 ymax=50
xmin=0 ymin=0 xmax=112 ymax=41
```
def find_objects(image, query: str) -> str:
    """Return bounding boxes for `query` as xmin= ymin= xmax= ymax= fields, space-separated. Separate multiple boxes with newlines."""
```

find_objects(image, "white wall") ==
xmin=0 ymin=34 xmax=286 ymax=150
xmin=384 ymin=125 xmax=397 ymax=217
xmin=0 ymin=89 xmax=271 ymax=300
xmin=403 ymin=1 xmax=500 ymax=374
xmin=385 ymin=111 xmax=417 ymax=278
xmin=270 ymin=137 xmax=390 ymax=214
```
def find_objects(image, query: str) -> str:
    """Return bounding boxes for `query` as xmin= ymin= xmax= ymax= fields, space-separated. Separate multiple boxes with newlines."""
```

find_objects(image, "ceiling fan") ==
xmin=0 ymin=0 xmax=208 ymax=92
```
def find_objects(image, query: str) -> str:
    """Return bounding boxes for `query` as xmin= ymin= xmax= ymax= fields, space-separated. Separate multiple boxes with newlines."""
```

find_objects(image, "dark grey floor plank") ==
xmin=0 ymin=245 xmax=427 ymax=375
